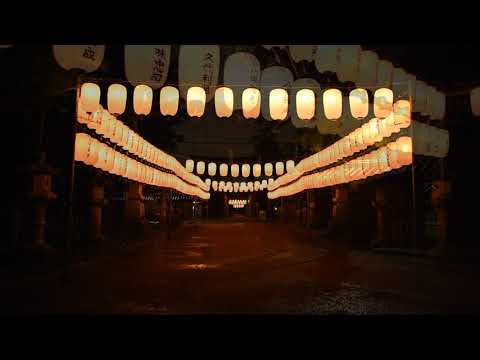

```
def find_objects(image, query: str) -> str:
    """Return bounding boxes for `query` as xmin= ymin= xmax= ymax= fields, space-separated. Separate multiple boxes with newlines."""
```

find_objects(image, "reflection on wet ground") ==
xmin=2 ymin=216 xmax=480 ymax=315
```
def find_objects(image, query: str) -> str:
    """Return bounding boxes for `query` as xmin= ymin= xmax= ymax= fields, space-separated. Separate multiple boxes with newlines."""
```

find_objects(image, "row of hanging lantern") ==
xmin=228 ymin=199 xmax=248 ymax=205
xmin=185 ymin=160 xmax=295 ymax=177
xmin=210 ymin=179 xmax=275 ymax=192
xmin=78 ymin=91 xmax=208 ymax=191
xmin=232 ymin=204 xmax=246 ymax=209
xmin=270 ymin=45 xmax=446 ymax=120
xmin=74 ymin=133 xmax=210 ymax=200
xmin=269 ymin=101 xmax=412 ymax=191
xmin=268 ymin=137 xmax=413 ymax=199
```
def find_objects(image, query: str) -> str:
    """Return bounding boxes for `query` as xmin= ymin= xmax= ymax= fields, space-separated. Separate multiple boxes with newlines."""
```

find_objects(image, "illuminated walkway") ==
xmin=2 ymin=217 xmax=480 ymax=314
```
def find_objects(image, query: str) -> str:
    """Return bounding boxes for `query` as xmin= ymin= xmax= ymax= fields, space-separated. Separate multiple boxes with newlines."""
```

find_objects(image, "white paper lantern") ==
xmin=269 ymin=88 xmax=289 ymax=120
xmin=261 ymin=66 xmax=293 ymax=121
xmin=215 ymin=87 xmax=234 ymax=118
xmin=264 ymin=163 xmax=273 ymax=177
xmin=323 ymin=89 xmax=342 ymax=120
xmin=160 ymin=86 xmax=179 ymax=116
xmin=315 ymin=45 xmax=339 ymax=73
xmin=295 ymin=89 xmax=316 ymax=120
xmin=212 ymin=181 xmax=218 ymax=191
xmin=80 ymin=83 xmax=101 ymax=113
xmin=374 ymin=88 xmax=393 ymax=119
xmin=224 ymin=52 xmax=261 ymax=110
xmin=107 ymin=84 xmax=127 ymax=115
xmin=208 ymin=162 xmax=217 ymax=176
xmin=286 ymin=160 xmax=295 ymax=173
xmin=231 ymin=164 xmax=239 ymax=177
xmin=394 ymin=100 xmax=411 ymax=129
xmin=53 ymin=45 xmax=105 ymax=72
xmin=187 ymin=87 xmax=206 ymax=117
xmin=349 ymin=88 xmax=369 ymax=119
xmin=124 ymin=45 xmax=171 ymax=89
xmin=275 ymin=162 xmax=285 ymax=176
xmin=291 ymin=78 xmax=321 ymax=128
xmin=242 ymin=88 xmax=261 ymax=119
xmin=196 ymin=161 xmax=205 ymax=175
xmin=186 ymin=159 xmax=194 ymax=172
xmin=220 ymin=163 xmax=228 ymax=177
xmin=242 ymin=164 xmax=250 ymax=177
xmin=253 ymin=164 xmax=261 ymax=177
xmin=133 ymin=85 xmax=153 ymax=115
xmin=178 ymin=45 xmax=220 ymax=102
xmin=337 ymin=45 xmax=361 ymax=83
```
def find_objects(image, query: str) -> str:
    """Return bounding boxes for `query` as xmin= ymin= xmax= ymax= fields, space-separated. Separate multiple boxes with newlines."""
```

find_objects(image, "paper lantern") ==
xmin=242 ymin=164 xmax=250 ymax=177
xmin=242 ymin=88 xmax=261 ymax=119
xmin=186 ymin=159 xmax=194 ymax=172
xmin=220 ymin=163 xmax=228 ymax=177
xmin=261 ymin=66 xmax=293 ymax=121
xmin=368 ymin=118 xmax=383 ymax=142
xmin=323 ymin=89 xmax=342 ymax=120
xmin=406 ymin=73 xmax=416 ymax=105
xmin=124 ymin=45 xmax=171 ymax=89
xmin=80 ymin=83 xmax=101 ymax=113
xmin=74 ymin=133 xmax=92 ymax=163
xmin=337 ymin=45 xmax=361 ymax=83
xmin=269 ymin=88 xmax=289 ymax=120
xmin=178 ymin=45 xmax=220 ymax=102
xmin=224 ymin=52 xmax=261 ymax=111
xmin=53 ymin=45 xmax=105 ymax=72
xmin=231 ymin=164 xmax=239 ymax=177
xmin=187 ymin=87 xmax=206 ymax=117
xmin=215 ymin=87 xmax=234 ymax=118
xmin=107 ymin=84 xmax=127 ymax=115
xmin=248 ymin=182 xmax=253 ymax=191
xmin=357 ymin=50 xmax=378 ymax=87
xmin=386 ymin=142 xmax=401 ymax=169
xmin=196 ymin=161 xmax=205 ymax=175
xmin=295 ymin=89 xmax=315 ymax=120
xmin=253 ymin=164 xmax=261 ymax=177
xmin=349 ymin=89 xmax=369 ymax=119
xmin=133 ymin=85 xmax=153 ymax=115
xmin=233 ymin=182 xmax=239 ymax=192
xmin=315 ymin=45 xmax=339 ymax=73
xmin=264 ymin=163 xmax=273 ymax=177
xmin=205 ymin=178 xmax=211 ymax=187
xmin=289 ymin=45 xmax=317 ymax=62
xmin=291 ymin=78 xmax=321 ymax=129
xmin=276 ymin=162 xmax=285 ymax=176
xmin=160 ymin=86 xmax=179 ymax=116
xmin=208 ymin=162 xmax=217 ymax=176
xmin=396 ymin=137 xmax=413 ymax=166
xmin=286 ymin=160 xmax=295 ymax=173
xmin=212 ymin=181 xmax=218 ymax=191
xmin=376 ymin=60 xmax=393 ymax=88
xmin=471 ymin=87 xmax=480 ymax=116
xmin=374 ymin=88 xmax=393 ymax=118
xmin=393 ymin=100 xmax=411 ymax=129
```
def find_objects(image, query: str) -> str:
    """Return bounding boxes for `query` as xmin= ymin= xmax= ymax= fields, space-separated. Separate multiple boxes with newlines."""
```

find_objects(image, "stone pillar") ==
xmin=89 ymin=184 xmax=105 ymax=244
xmin=125 ymin=182 xmax=145 ymax=223
xmin=428 ymin=180 xmax=451 ymax=257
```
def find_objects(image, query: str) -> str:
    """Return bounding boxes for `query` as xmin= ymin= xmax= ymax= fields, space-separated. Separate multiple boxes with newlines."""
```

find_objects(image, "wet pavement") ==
xmin=2 ymin=216 xmax=480 ymax=315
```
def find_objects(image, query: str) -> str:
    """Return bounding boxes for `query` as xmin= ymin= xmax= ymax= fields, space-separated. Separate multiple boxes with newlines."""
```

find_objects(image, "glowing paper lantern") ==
xmin=224 ymin=52 xmax=261 ymax=110
xmin=393 ymin=100 xmax=411 ymax=129
xmin=187 ymin=87 xmax=206 ymax=117
xmin=357 ymin=50 xmax=378 ymax=86
xmin=178 ymin=45 xmax=220 ymax=102
xmin=220 ymin=163 xmax=228 ymax=177
xmin=208 ymin=162 xmax=217 ymax=176
xmin=196 ymin=161 xmax=205 ymax=175
xmin=377 ymin=60 xmax=393 ymax=88
xmin=337 ymin=45 xmax=361 ymax=83
xmin=471 ymin=87 xmax=480 ymax=116
xmin=80 ymin=83 xmax=101 ymax=113
xmin=242 ymin=88 xmax=261 ymax=119
xmin=53 ymin=45 xmax=105 ymax=72
xmin=133 ymin=85 xmax=153 ymax=115
xmin=124 ymin=45 xmax=171 ymax=89
xmin=205 ymin=178 xmax=211 ymax=187
xmin=374 ymin=88 xmax=393 ymax=118
xmin=315 ymin=45 xmax=339 ymax=73
xmin=289 ymin=45 xmax=317 ymax=62
xmin=186 ymin=159 xmax=194 ymax=172
xmin=296 ymin=89 xmax=315 ymax=120
xmin=286 ymin=160 xmax=295 ymax=173
xmin=265 ymin=163 xmax=273 ymax=177
xmin=233 ymin=182 xmax=239 ymax=192
xmin=215 ymin=87 xmax=234 ymax=118
xmin=74 ymin=133 xmax=92 ymax=163
xmin=396 ymin=137 xmax=413 ymax=166
xmin=349 ymin=89 xmax=369 ymax=119
xmin=261 ymin=66 xmax=293 ymax=121
xmin=242 ymin=164 xmax=250 ymax=177
xmin=212 ymin=181 xmax=218 ymax=191
xmin=276 ymin=162 xmax=284 ymax=176
xmin=160 ymin=86 xmax=179 ymax=116
xmin=269 ymin=88 xmax=289 ymax=120
xmin=253 ymin=164 xmax=261 ymax=177
xmin=231 ymin=164 xmax=239 ymax=177
xmin=323 ymin=89 xmax=342 ymax=120
xmin=107 ymin=84 xmax=127 ymax=115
